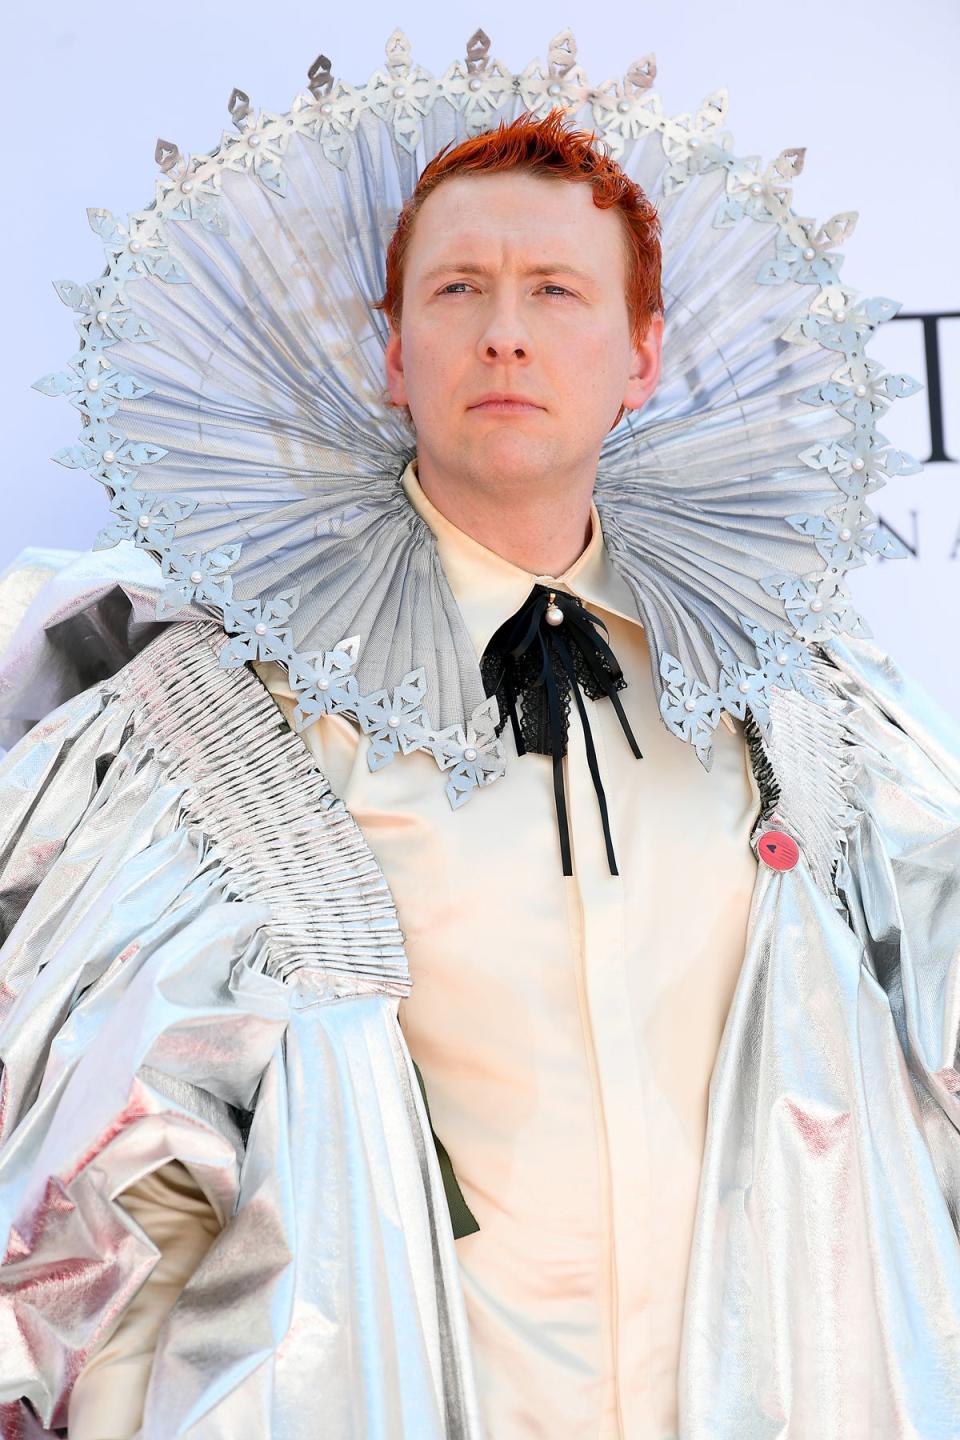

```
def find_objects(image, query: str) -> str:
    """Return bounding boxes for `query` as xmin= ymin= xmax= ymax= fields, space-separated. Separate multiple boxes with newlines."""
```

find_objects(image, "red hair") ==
xmin=373 ymin=107 xmax=663 ymax=350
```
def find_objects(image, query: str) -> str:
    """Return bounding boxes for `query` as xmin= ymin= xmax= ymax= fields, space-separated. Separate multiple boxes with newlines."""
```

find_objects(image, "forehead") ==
xmin=404 ymin=171 xmax=626 ymax=279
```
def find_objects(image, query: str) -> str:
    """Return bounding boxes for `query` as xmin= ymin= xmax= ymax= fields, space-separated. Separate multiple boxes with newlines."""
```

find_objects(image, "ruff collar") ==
xmin=33 ymin=28 xmax=922 ymax=811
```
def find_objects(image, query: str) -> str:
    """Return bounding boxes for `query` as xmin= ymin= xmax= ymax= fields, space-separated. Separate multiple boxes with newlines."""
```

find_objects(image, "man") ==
xmin=2 ymin=45 xmax=960 ymax=1440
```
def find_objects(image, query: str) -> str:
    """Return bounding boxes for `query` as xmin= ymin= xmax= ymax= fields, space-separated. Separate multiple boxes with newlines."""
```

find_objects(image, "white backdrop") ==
xmin=6 ymin=1 xmax=958 ymax=716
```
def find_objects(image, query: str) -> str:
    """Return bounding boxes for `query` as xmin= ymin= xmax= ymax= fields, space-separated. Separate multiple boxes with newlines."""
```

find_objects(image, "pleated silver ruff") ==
xmin=30 ymin=27 xmax=923 ymax=802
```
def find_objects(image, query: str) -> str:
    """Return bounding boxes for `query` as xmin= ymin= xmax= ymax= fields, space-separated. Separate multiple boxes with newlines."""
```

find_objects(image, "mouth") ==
xmin=469 ymin=399 xmax=544 ymax=414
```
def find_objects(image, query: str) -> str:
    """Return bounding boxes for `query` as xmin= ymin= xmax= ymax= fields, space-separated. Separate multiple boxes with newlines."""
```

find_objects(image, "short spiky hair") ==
xmin=374 ymin=107 xmax=663 ymax=348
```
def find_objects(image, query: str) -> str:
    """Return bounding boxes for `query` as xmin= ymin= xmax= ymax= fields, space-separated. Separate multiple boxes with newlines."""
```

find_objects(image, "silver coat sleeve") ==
xmin=0 ymin=620 xmax=483 ymax=1439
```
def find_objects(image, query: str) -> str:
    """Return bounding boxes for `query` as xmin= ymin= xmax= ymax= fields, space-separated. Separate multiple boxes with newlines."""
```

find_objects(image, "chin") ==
xmin=469 ymin=432 xmax=556 ymax=476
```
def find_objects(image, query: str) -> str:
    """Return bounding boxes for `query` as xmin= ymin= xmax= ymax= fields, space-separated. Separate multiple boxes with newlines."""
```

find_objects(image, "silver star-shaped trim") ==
xmin=354 ymin=668 xmax=430 ymax=771
xmin=429 ymin=697 xmax=507 ymax=809
xmin=217 ymin=110 xmax=297 ymax=197
xmin=157 ymin=545 xmax=242 ymax=619
xmin=89 ymin=208 xmax=189 ymax=285
xmin=32 ymin=351 xmax=153 ymax=420
xmin=289 ymin=82 xmax=365 ymax=168
xmin=364 ymin=28 xmax=437 ymax=154
xmin=740 ymin=618 xmax=818 ymax=696
xmin=155 ymin=155 xmax=228 ymax=232
xmin=287 ymin=637 xmax=362 ymax=731
xmin=757 ymin=213 xmax=856 ymax=286
xmin=718 ymin=653 xmax=769 ymax=725
xmin=658 ymin=653 xmax=721 ymax=767
xmin=518 ymin=28 xmax=591 ymax=120
xmin=93 ymin=488 xmax=197 ymax=552
xmin=759 ymin=571 xmax=870 ymax=641
xmin=588 ymin=63 xmax=662 ymax=161
xmin=437 ymin=31 xmax=515 ymax=133
xmin=51 ymin=423 xmax=167 ymax=487
xmin=714 ymin=146 xmax=804 ymax=228
xmin=661 ymin=90 xmax=732 ymax=193
xmin=219 ymin=589 xmax=301 ymax=666
xmin=52 ymin=276 xmax=157 ymax=349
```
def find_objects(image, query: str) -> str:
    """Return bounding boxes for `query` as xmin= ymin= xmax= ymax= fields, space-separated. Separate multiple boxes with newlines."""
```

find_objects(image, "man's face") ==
xmin=383 ymin=171 xmax=662 ymax=494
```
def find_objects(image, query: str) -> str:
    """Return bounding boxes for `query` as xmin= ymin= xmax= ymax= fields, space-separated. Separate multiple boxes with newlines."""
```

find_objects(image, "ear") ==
xmin=384 ymin=322 xmax=409 ymax=408
xmin=622 ymin=312 xmax=664 ymax=414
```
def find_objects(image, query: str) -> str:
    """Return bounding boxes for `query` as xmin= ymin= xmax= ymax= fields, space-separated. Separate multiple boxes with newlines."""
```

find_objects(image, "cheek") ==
xmin=403 ymin=327 xmax=456 ymax=395
xmin=556 ymin=332 xmax=624 ymax=393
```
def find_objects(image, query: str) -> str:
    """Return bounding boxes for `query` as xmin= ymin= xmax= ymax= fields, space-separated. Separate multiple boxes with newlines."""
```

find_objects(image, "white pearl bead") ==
xmin=321 ymin=102 xmax=332 ymax=114
xmin=810 ymin=599 xmax=823 ymax=612
xmin=248 ymin=133 xmax=260 ymax=147
xmin=839 ymin=528 xmax=852 ymax=542
xmin=802 ymin=246 xmax=815 ymax=260
xmin=750 ymin=182 xmax=762 ymax=195
xmin=852 ymin=457 xmax=865 ymax=470
xmin=689 ymin=138 xmax=700 ymax=149
xmin=86 ymin=379 xmax=99 ymax=391
xmin=102 ymin=450 xmax=115 ymax=463
xmin=129 ymin=240 xmax=141 ymax=252
xmin=739 ymin=681 xmax=750 ymax=694
xmin=138 ymin=514 xmax=151 ymax=527
xmin=464 ymin=746 xmax=478 ymax=762
xmin=776 ymin=653 xmax=788 ymax=665
xmin=469 ymin=77 xmax=482 ymax=91
xmin=96 ymin=310 xmax=108 ymax=324
xmin=317 ymin=678 xmax=329 ymax=691
xmin=684 ymin=698 xmax=697 ymax=713
xmin=545 ymin=604 xmax=564 ymax=627
xmin=834 ymin=309 xmax=846 ymax=323
xmin=392 ymin=85 xmax=406 ymax=99
xmin=388 ymin=714 xmax=400 ymax=728
xmin=548 ymin=83 xmax=561 ymax=96
xmin=617 ymin=99 xmax=630 ymax=113
xmin=181 ymin=180 xmax=193 ymax=194
xmin=190 ymin=570 xmax=203 ymax=584
xmin=854 ymin=384 xmax=867 ymax=397
xmin=255 ymin=622 xmax=267 ymax=635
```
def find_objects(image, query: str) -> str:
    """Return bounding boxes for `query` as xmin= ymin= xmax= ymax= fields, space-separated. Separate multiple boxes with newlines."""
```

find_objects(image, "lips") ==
xmin=469 ymin=394 xmax=543 ymax=411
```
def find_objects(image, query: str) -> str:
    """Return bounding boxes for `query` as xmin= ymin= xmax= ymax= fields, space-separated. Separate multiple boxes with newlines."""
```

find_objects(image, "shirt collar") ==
xmin=401 ymin=456 xmax=643 ymax=661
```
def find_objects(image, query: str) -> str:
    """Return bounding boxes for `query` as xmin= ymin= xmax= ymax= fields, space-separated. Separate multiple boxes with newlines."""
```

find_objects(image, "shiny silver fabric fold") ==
xmin=678 ymin=635 xmax=960 ymax=1437
xmin=0 ymin=618 xmax=483 ymax=1438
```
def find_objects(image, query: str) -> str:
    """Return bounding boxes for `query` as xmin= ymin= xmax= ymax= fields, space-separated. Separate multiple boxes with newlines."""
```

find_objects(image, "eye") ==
xmin=439 ymin=282 xmax=475 ymax=295
xmin=541 ymin=285 xmax=572 ymax=297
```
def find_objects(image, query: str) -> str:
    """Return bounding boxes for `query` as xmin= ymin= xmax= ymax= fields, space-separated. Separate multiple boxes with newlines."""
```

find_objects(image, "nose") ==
xmin=476 ymin=294 xmax=531 ymax=362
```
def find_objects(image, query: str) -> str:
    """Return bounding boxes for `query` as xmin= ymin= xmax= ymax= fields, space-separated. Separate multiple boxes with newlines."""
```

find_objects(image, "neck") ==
xmin=414 ymin=454 xmax=595 ymax=576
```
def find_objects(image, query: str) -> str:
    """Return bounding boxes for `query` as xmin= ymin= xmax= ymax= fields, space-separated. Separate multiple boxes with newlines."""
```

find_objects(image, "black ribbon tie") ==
xmin=480 ymin=583 xmax=643 ymax=877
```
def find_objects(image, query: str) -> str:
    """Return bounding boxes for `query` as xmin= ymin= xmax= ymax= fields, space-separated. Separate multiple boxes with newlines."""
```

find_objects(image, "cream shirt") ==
xmin=69 ymin=458 xmax=758 ymax=1440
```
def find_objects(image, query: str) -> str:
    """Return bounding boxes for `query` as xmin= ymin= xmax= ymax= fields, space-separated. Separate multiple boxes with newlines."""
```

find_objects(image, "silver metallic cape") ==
xmin=1 ymin=565 xmax=960 ymax=1437
xmin=0 ymin=610 xmax=481 ymax=1439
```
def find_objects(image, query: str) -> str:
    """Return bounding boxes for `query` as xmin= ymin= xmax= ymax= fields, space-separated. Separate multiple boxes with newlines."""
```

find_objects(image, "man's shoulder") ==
xmin=826 ymin=633 xmax=960 ymax=786
xmin=0 ymin=543 xmax=206 ymax=751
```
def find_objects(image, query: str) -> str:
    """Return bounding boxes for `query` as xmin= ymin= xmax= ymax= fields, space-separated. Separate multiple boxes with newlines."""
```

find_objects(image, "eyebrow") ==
xmin=420 ymin=261 xmax=596 ymax=286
